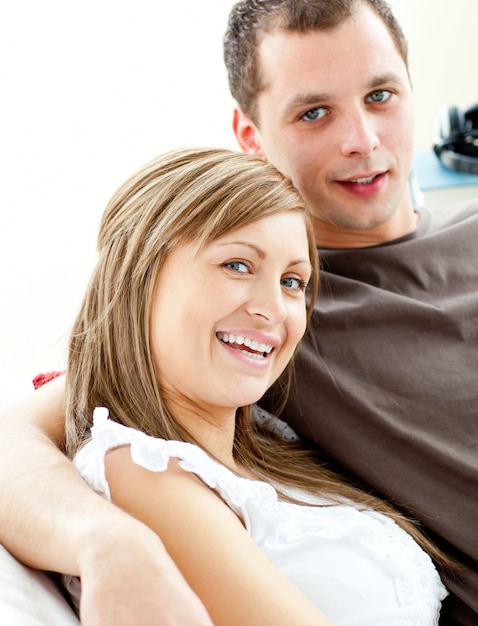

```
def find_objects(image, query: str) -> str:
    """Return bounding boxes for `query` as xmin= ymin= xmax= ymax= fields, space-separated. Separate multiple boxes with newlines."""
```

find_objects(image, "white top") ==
xmin=70 ymin=408 xmax=447 ymax=625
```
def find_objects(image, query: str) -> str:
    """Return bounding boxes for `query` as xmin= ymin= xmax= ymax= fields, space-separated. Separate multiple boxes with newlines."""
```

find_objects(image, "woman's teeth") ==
xmin=217 ymin=332 xmax=273 ymax=358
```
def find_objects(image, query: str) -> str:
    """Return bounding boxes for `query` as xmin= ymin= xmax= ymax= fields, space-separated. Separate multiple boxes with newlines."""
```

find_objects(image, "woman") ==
xmin=63 ymin=147 xmax=447 ymax=625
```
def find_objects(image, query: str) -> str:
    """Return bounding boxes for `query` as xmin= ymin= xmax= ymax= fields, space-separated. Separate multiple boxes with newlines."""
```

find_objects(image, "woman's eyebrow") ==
xmin=217 ymin=241 xmax=266 ymax=259
xmin=217 ymin=241 xmax=311 ymax=269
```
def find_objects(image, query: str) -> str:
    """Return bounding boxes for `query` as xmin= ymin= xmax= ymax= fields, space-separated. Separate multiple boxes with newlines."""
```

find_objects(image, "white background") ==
xmin=1 ymin=0 xmax=478 ymax=379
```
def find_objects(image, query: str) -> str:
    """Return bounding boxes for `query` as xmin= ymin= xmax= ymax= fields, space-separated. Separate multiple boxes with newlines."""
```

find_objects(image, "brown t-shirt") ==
xmin=261 ymin=200 xmax=478 ymax=625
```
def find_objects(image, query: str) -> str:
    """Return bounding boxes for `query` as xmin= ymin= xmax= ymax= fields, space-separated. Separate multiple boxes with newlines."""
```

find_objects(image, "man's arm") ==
xmin=0 ymin=376 xmax=213 ymax=626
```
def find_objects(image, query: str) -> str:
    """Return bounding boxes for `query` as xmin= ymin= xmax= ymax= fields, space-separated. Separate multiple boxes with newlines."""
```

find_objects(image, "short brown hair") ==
xmin=224 ymin=0 xmax=408 ymax=124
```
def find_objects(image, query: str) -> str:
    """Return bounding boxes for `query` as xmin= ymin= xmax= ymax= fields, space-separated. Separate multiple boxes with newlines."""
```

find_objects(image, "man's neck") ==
xmin=313 ymin=209 xmax=420 ymax=250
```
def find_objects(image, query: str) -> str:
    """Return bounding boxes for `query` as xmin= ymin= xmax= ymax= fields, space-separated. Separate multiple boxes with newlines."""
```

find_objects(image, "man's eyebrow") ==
xmin=368 ymin=72 xmax=405 ymax=88
xmin=283 ymin=93 xmax=330 ymax=117
xmin=283 ymin=73 xmax=406 ymax=118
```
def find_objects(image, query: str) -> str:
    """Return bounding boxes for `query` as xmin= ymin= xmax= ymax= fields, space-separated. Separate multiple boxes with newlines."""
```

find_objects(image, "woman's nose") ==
xmin=245 ymin=279 xmax=287 ymax=325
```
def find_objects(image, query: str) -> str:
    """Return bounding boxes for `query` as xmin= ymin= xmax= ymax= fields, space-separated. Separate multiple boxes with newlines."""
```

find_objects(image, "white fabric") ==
xmin=0 ymin=368 xmax=32 ymax=415
xmin=0 ymin=546 xmax=79 ymax=625
xmin=70 ymin=408 xmax=447 ymax=625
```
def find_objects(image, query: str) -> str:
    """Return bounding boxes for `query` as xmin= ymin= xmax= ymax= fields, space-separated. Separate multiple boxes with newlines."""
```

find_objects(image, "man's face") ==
xmin=234 ymin=4 xmax=415 ymax=247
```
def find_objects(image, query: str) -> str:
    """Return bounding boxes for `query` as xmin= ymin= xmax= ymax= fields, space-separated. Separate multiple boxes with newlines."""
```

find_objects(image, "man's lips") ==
xmin=335 ymin=172 xmax=387 ymax=197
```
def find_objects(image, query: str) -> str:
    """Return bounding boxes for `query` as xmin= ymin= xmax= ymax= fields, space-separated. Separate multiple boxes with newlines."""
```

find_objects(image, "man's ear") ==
xmin=233 ymin=108 xmax=266 ymax=158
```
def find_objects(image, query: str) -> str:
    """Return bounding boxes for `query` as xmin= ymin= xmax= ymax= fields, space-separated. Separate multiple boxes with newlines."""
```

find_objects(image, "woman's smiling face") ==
xmin=149 ymin=210 xmax=312 ymax=420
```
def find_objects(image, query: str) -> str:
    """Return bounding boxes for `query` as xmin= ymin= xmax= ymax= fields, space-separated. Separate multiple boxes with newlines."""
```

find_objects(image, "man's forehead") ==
xmin=255 ymin=3 xmax=400 ymax=69
xmin=255 ymin=14 xmax=405 ymax=96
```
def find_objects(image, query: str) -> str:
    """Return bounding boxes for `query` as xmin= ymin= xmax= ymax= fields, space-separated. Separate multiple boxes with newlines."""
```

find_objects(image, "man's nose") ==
xmin=340 ymin=109 xmax=379 ymax=157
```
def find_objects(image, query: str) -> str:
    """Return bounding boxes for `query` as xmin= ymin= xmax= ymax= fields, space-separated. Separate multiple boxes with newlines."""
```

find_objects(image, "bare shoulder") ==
xmin=104 ymin=445 xmax=333 ymax=626
xmin=104 ymin=444 xmax=239 ymax=526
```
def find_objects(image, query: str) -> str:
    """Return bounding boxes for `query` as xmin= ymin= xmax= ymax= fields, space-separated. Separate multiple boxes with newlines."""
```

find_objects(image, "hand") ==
xmin=77 ymin=520 xmax=213 ymax=626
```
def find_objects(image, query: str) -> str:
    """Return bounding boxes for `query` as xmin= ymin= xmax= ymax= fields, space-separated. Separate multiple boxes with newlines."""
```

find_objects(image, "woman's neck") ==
xmin=170 ymin=399 xmax=239 ymax=468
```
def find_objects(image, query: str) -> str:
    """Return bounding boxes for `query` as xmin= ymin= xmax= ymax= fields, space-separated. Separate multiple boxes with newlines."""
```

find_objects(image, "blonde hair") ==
xmin=65 ymin=147 xmax=448 ymax=570
xmin=65 ymin=147 xmax=317 ymax=456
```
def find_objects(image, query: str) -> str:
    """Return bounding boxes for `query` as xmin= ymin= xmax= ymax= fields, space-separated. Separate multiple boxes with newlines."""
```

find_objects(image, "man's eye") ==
xmin=366 ymin=90 xmax=391 ymax=104
xmin=223 ymin=260 xmax=249 ymax=273
xmin=301 ymin=107 xmax=327 ymax=122
xmin=281 ymin=276 xmax=307 ymax=291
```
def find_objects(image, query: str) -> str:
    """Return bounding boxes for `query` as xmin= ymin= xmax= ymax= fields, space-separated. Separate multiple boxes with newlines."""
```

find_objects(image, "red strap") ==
xmin=32 ymin=371 xmax=65 ymax=390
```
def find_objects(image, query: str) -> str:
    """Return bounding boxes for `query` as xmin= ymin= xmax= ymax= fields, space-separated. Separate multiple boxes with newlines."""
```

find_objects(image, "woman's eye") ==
xmin=223 ymin=260 xmax=249 ymax=273
xmin=281 ymin=276 xmax=307 ymax=291
xmin=301 ymin=107 xmax=327 ymax=122
xmin=366 ymin=90 xmax=391 ymax=104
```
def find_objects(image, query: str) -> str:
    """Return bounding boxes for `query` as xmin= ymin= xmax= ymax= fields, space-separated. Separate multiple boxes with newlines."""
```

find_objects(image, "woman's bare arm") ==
xmin=0 ymin=376 xmax=213 ymax=626
xmin=106 ymin=448 xmax=336 ymax=626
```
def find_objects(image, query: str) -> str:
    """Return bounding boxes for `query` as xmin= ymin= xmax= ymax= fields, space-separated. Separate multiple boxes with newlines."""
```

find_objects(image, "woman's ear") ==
xmin=233 ymin=108 xmax=266 ymax=159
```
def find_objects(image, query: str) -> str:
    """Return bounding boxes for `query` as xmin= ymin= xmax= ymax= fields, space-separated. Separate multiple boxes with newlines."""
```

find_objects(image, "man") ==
xmin=0 ymin=1 xmax=476 ymax=624
xmin=225 ymin=2 xmax=478 ymax=624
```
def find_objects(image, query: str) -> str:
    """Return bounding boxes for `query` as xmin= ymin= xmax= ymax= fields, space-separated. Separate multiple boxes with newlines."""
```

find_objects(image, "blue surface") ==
xmin=413 ymin=150 xmax=478 ymax=190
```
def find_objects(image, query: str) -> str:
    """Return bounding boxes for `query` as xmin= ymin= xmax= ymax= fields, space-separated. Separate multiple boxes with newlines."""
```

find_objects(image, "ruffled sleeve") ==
xmin=71 ymin=408 xmax=447 ymax=625
xmin=74 ymin=407 xmax=279 ymax=524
